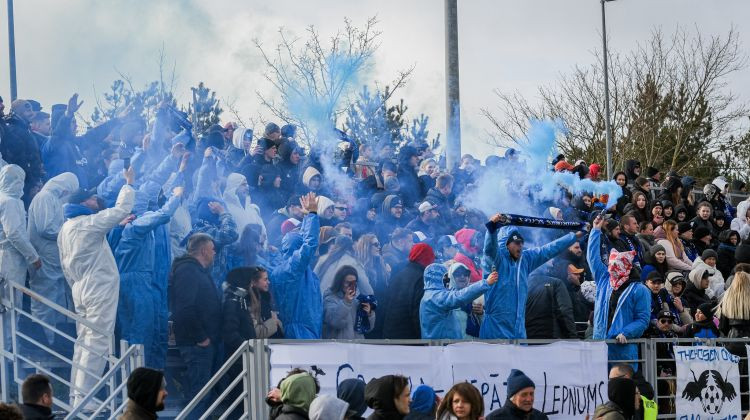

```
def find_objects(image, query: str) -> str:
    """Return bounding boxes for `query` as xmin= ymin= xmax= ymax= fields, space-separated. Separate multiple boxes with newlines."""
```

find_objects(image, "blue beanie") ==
xmin=506 ymin=369 xmax=535 ymax=399
xmin=409 ymin=385 xmax=436 ymax=414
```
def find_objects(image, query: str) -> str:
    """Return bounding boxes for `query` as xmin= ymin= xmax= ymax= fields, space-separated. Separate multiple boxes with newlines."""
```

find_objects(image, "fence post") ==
xmin=242 ymin=341 xmax=254 ymax=419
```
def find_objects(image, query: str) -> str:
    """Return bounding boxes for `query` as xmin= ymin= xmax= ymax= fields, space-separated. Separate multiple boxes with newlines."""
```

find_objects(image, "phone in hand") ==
xmin=123 ymin=157 xmax=131 ymax=170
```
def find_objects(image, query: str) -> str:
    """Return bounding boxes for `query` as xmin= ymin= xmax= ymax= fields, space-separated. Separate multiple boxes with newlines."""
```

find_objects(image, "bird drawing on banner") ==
xmin=310 ymin=365 xmax=326 ymax=377
xmin=682 ymin=369 xmax=737 ymax=414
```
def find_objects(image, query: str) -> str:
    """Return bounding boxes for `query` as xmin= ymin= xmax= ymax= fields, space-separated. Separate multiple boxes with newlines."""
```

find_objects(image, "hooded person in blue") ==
xmin=271 ymin=192 xmax=323 ymax=339
xmin=115 ymin=182 xmax=183 ymax=368
xmin=587 ymin=215 xmax=651 ymax=370
xmin=480 ymin=213 xmax=582 ymax=339
xmin=419 ymin=263 xmax=498 ymax=339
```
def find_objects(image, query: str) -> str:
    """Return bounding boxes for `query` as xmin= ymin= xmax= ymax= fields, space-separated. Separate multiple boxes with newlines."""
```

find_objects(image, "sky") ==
xmin=1 ymin=0 xmax=748 ymax=159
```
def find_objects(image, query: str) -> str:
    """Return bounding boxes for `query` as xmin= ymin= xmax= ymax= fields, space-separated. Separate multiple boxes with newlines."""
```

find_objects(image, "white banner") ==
xmin=270 ymin=341 xmax=608 ymax=419
xmin=675 ymin=346 xmax=741 ymax=420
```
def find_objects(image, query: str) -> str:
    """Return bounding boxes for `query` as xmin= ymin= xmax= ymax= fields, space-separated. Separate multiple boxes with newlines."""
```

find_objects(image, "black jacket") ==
xmin=487 ymin=400 xmax=549 ymax=420
xmin=222 ymin=285 xmax=256 ymax=356
xmin=169 ymin=256 xmax=222 ymax=345
xmin=525 ymin=274 xmax=577 ymax=339
xmin=19 ymin=403 xmax=54 ymax=420
xmin=275 ymin=405 xmax=309 ymax=420
xmin=681 ymin=282 xmax=713 ymax=318
xmin=382 ymin=262 xmax=426 ymax=339
xmin=1 ymin=115 xmax=44 ymax=199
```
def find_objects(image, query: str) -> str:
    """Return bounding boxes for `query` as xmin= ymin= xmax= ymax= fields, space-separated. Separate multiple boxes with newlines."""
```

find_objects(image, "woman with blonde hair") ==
xmin=656 ymin=220 xmax=693 ymax=272
xmin=355 ymin=233 xmax=391 ymax=339
xmin=435 ymin=382 xmax=485 ymax=420
xmin=716 ymin=270 xmax=750 ymax=408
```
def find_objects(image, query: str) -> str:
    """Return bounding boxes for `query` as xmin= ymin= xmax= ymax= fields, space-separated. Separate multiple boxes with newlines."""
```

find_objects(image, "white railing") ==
xmin=0 ymin=278 xmax=143 ymax=418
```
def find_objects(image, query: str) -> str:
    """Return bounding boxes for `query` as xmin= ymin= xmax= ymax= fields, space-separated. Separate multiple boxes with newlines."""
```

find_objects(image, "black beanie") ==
xmin=697 ymin=302 xmax=715 ymax=319
xmin=678 ymin=222 xmax=693 ymax=235
xmin=701 ymin=249 xmax=718 ymax=261
xmin=506 ymin=369 xmax=535 ymax=399
xmin=694 ymin=226 xmax=712 ymax=240
xmin=127 ymin=367 xmax=164 ymax=413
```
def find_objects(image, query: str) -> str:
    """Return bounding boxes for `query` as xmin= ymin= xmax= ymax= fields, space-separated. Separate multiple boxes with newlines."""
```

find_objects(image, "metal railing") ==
xmin=175 ymin=340 xmax=264 ymax=420
xmin=0 ymin=278 xmax=143 ymax=418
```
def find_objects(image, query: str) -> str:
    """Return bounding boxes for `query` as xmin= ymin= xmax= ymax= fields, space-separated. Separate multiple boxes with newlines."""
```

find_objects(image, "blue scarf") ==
xmin=64 ymin=203 xmax=95 ymax=220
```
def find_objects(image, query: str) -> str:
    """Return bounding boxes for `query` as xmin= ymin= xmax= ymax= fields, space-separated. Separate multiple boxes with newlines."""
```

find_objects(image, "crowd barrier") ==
xmin=0 ymin=279 xmax=143 ymax=419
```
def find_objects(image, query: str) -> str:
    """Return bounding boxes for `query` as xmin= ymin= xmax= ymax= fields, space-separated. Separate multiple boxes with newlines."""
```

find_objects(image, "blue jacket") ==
xmin=480 ymin=223 xmax=577 ymax=339
xmin=271 ymin=213 xmax=322 ymax=339
xmin=420 ymin=264 xmax=490 ymax=339
xmin=587 ymin=229 xmax=651 ymax=368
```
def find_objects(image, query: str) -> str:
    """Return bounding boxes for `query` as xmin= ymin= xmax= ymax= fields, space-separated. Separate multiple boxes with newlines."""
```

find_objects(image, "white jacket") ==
xmin=0 ymin=165 xmax=39 ymax=282
xmin=59 ymin=184 xmax=135 ymax=287
xmin=731 ymin=200 xmax=750 ymax=241
xmin=692 ymin=258 xmax=725 ymax=300
xmin=222 ymin=173 xmax=266 ymax=240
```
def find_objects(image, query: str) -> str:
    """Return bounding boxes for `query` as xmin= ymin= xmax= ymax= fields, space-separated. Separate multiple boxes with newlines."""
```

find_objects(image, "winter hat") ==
xmin=701 ymin=249 xmax=718 ymax=261
xmin=697 ymin=302 xmax=715 ymax=319
xmin=579 ymin=281 xmax=597 ymax=304
xmin=204 ymin=131 xmax=225 ymax=149
xmin=410 ymin=385 xmax=436 ymax=414
xmin=309 ymin=395 xmax=349 ymax=420
xmin=280 ymin=373 xmax=317 ymax=412
xmin=506 ymin=369 xmax=535 ymax=399
xmin=409 ymin=243 xmax=435 ymax=267
xmin=418 ymin=201 xmax=437 ymax=213
xmin=713 ymin=176 xmax=729 ymax=192
xmin=651 ymin=200 xmax=663 ymax=210
xmin=678 ymin=222 xmax=694 ymax=235
xmin=650 ymin=244 xmax=666 ymax=257
xmin=302 ymin=167 xmax=322 ymax=188
xmin=608 ymin=249 xmax=636 ymax=290
xmin=399 ymin=145 xmax=419 ymax=162
xmin=281 ymin=218 xmax=301 ymax=236
xmin=127 ymin=367 xmax=164 ymax=413
xmin=736 ymin=241 xmax=750 ymax=264
xmin=264 ymin=122 xmax=281 ymax=136
xmin=589 ymin=163 xmax=602 ymax=178
xmin=605 ymin=218 xmax=619 ymax=233
xmin=337 ymin=379 xmax=367 ymax=417
xmin=455 ymin=228 xmax=479 ymax=255
xmin=646 ymin=166 xmax=660 ymax=178
xmin=258 ymin=137 xmax=276 ymax=151
xmin=694 ymin=226 xmax=712 ymax=241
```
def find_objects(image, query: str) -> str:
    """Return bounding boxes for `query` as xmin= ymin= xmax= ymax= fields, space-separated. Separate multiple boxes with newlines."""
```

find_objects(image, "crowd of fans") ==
xmin=2 ymin=92 xmax=750 ymax=418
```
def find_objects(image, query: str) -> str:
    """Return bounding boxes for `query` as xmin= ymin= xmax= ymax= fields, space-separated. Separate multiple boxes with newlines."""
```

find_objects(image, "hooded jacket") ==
xmin=277 ymin=373 xmax=318 ymax=420
xmin=0 ymin=165 xmax=40 ymax=284
xmin=365 ymin=376 xmax=406 ymax=420
xmin=454 ymin=228 xmax=483 ymax=283
xmin=624 ymin=160 xmax=641 ymax=183
xmin=375 ymin=195 xmax=408 ymax=243
xmin=222 ymin=172 xmax=266 ymax=239
xmin=120 ymin=368 xmax=163 ymax=420
xmin=683 ymin=265 xmax=713 ymax=316
xmin=271 ymin=213 xmax=323 ymax=339
xmin=309 ymin=395 xmax=349 ymax=420
xmin=480 ymin=223 xmax=577 ymax=339
xmin=587 ymin=229 xmax=651 ymax=369
xmin=338 ymin=379 xmax=368 ymax=419
xmin=731 ymin=200 xmax=750 ymax=241
xmin=419 ymin=263 xmax=490 ymax=339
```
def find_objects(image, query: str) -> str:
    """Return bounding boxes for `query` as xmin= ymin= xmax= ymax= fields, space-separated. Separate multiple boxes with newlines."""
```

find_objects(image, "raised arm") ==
xmin=587 ymin=221 xmax=609 ymax=288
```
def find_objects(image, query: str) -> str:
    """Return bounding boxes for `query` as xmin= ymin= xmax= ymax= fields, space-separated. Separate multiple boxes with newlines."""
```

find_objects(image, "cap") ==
xmin=280 ymin=218 xmax=301 ymax=236
xmin=657 ymin=309 xmax=675 ymax=320
xmin=666 ymin=271 xmax=687 ymax=285
xmin=568 ymin=264 xmax=584 ymax=274
xmin=506 ymin=232 xmax=524 ymax=245
xmin=554 ymin=161 xmax=575 ymax=172
xmin=418 ymin=201 xmax=437 ymax=213
xmin=646 ymin=271 xmax=664 ymax=283
xmin=70 ymin=188 xmax=97 ymax=204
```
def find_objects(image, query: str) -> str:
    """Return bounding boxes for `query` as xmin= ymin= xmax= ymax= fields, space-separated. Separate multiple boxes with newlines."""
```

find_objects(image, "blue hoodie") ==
xmin=419 ymin=264 xmax=491 ymax=339
xmin=480 ymin=223 xmax=577 ymax=339
xmin=271 ymin=213 xmax=322 ymax=339
xmin=587 ymin=228 xmax=651 ymax=370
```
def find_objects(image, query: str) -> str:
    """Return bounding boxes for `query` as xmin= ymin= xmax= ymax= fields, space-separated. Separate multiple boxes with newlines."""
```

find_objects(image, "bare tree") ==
xmin=483 ymin=26 xmax=748 ymax=178
xmin=254 ymin=16 xmax=413 ymax=147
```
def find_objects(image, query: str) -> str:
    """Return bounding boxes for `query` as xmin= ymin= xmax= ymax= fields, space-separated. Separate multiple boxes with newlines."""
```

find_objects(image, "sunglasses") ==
xmin=659 ymin=319 xmax=673 ymax=325
xmin=334 ymin=206 xmax=348 ymax=211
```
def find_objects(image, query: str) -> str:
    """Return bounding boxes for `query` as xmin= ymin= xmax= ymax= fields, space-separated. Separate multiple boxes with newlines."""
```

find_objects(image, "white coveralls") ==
xmin=27 ymin=172 xmax=79 ymax=343
xmin=0 ymin=165 xmax=40 ymax=346
xmin=58 ymin=184 xmax=134 ymax=406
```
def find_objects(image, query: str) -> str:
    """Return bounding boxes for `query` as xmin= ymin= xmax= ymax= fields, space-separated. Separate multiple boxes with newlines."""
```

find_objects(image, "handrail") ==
xmin=176 ymin=340 xmax=255 ymax=420
xmin=64 ymin=343 xmax=144 ymax=419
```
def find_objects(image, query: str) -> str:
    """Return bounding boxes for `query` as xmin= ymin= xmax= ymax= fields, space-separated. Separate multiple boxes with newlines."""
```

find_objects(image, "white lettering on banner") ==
xmin=270 ymin=341 xmax=608 ymax=419
xmin=676 ymin=346 xmax=741 ymax=420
